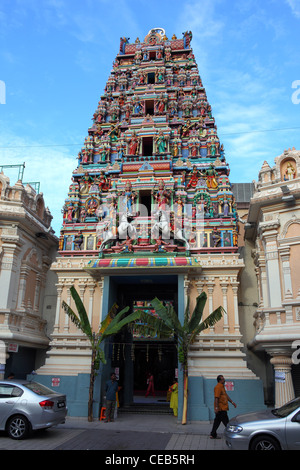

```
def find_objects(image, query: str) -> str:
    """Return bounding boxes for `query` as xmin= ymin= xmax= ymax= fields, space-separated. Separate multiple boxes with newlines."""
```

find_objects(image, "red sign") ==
xmin=225 ymin=381 xmax=234 ymax=391
xmin=51 ymin=377 xmax=60 ymax=387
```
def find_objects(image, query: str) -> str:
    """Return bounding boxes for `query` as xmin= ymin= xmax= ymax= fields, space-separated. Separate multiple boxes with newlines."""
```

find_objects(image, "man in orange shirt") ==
xmin=210 ymin=375 xmax=236 ymax=439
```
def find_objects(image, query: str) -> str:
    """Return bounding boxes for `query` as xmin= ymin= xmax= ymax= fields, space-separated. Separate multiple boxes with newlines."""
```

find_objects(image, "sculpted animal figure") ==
xmin=98 ymin=212 xmax=137 ymax=253
xmin=151 ymin=210 xmax=190 ymax=250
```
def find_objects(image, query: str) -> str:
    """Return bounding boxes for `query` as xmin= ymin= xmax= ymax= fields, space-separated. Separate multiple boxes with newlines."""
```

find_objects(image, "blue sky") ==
xmin=0 ymin=0 xmax=299 ymax=235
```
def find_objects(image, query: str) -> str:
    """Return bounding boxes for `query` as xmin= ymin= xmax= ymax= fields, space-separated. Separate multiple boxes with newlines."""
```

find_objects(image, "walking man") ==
xmin=105 ymin=372 xmax=119 ymax=422
xmin=210 ymin=375 xmax=236 ymax=439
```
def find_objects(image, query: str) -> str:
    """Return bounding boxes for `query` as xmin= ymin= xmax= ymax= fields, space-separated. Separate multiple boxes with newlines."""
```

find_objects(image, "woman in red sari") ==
xmin=145 ymin=372 xmax=155 ymax=397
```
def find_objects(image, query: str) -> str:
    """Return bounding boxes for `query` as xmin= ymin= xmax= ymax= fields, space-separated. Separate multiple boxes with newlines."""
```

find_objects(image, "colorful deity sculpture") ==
xmin=152 ymin=180 xmax=171 ymax=210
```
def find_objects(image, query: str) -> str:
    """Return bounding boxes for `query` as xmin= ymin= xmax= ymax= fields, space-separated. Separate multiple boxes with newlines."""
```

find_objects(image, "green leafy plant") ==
xmin=62 ymin=286 xmax=140 ymax=421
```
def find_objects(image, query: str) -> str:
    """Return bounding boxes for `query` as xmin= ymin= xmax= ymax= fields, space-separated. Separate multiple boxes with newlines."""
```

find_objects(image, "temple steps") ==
xmin=119 ymin=403 xmax=173 ymax=415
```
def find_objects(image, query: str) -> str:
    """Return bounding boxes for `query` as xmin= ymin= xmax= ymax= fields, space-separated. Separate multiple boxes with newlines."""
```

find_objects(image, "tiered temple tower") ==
xmin=37 ymin=29 xmax=264 ymax=420
xmin=60 ymin=28 xmax=237 ymax=257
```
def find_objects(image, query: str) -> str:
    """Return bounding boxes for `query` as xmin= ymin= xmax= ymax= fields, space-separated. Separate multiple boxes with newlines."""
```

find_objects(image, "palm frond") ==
xmin=70 ymin=286 xmax=93 ymax=340
xmin=134 ymin=310 xmax=173 ymax=339
xmin=101 ymin=309 xmax=141 ymax=340
xmin=188 ymin=292 xmax=207 ymax=334
xmin=102 ymin=306 xmax=129 ymax=332
xmin=62 ymin=301 xmax=82 ymax=331
xmin=99 ymin=302 xmax=119 ymax=335
xmin=190 ymin=306 xmax=225 ymax=343
xmin=151 ymin=297 xmax=183 ymax=333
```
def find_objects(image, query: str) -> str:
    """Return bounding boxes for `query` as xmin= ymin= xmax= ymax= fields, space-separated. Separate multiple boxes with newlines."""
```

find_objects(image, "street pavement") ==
xmin=0 ymin=412 xmax=228 ymax=452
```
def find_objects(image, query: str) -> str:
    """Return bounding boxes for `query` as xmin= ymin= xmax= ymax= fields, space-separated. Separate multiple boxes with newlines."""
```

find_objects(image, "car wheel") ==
xmin=250 ymin=435 xmax=281 ymax=450
xmin=6 ymin=415 xmax=31 ymax=440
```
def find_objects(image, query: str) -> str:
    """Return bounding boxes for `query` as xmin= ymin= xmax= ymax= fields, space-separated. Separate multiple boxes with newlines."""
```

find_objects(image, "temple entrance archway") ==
xmin=105 ymin=275 xmax=178 ymax=410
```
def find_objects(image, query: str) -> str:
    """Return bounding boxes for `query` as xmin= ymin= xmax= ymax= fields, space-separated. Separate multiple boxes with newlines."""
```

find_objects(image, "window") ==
xmin=0 ymin=384 xmax=23 ymax=398
xmin=147 ymin=72 xmax=155 ymax=84
xmin=139 ymin=190 xmax=152 ymax=215
xmin=145 ymin=100 xmax=154 ymax=115
xmin=25 ymin=382 xmax=56 ymax=396
xmin=142 ymin=137 xmax=153 ymax=157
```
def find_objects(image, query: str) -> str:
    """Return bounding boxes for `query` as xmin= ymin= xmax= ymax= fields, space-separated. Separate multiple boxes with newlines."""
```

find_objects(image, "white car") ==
xmin=0 ymin=379 xmax=67 ymax=439
xmin=225 ymin=397 xmax=300 ymax=450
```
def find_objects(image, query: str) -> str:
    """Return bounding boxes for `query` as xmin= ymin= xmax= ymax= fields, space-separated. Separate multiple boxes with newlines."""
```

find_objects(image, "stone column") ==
xmin=98 ymin=278 xmax=104 ymax=327
xmin=88 ymin=282 xmax=96 ymax=324
xmin=54 ymin=284 xmax=63 ymax=333
xmin=206 ymin=278 xmax=215 ymax=332
xmin=270 ymin=355 xmax=295 ymax=408
xmin=17 ymin=266 xmax=29 ymax=309
xmin=33 ymin=274 xmax=41 ymax=313
xmin=220 ymin=277 xmax=229 ymax=333
xmin=183 ymin=275 xmax=190 ymax=309
xmin=64 ymin=284 xmax=72 ymax=333
xmin=231 ymin=279 xmax=240 ymax=332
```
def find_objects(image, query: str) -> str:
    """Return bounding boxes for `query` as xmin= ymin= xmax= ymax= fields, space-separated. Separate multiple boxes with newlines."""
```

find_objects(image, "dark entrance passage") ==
xmin=133 ymin=342 xmax=177 ymax=399
xmin=108 ymin=275 xmax=178 ymax=410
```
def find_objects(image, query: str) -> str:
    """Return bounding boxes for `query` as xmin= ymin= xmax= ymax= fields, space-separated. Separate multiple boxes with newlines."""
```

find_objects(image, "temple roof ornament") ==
xmin=144 ymin=28 xmax=166 ymax=44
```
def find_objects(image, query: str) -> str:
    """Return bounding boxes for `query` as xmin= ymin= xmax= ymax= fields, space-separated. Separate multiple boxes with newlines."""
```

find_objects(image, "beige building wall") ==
xmin=0 ymin=172 xmax=57 ymax=378
xmin=245 ymin=148 xmax=300 ymax=407
xmin=38 ymin=251 xmax=258 ymax=385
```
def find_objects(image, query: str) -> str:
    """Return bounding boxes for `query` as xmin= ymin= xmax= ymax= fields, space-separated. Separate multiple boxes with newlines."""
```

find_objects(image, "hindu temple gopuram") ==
xmin=36 ymin=29 xmax=265 ymax=419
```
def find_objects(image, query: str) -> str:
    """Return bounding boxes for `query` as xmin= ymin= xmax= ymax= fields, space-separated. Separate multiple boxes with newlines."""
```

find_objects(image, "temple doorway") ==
xmin=107 ymin=275 xmax=178 ymax=410
xmin=132 ymin=342 xmax=177 ymax=405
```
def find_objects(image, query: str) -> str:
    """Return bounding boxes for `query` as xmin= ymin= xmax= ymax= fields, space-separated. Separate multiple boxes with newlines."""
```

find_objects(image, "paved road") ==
xmin=0 ymin=414 xmax=227 ymax=452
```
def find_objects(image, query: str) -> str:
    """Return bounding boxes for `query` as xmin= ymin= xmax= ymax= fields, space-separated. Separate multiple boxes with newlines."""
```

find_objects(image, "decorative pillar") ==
xmin=17 ymin=266 xmax=29 ymax=309
xmin=231 ymin=279 xmax=240 ymax=332
xmin=54 ymin=284 xmax=63 ymax=333
xmin=270 ymin=355 xmax=295 ymax=408
xmin=64 ymin=284 xmax=72 ymax=332
xmin=78 ymin=282 xmax=86 ymax=302
xmin=33 ymin=274 xmax=41 ymax=313
xmin=88 ymin=281 xmax=96 ymax=324
xmin=206 ymin=278 xmax=215 ymax=332
xmin=195 ymin=279 xmax=204 ymax=296
xmin=220 ymin=277 xmax=229 ymax=333
xmin=98 ymin=278 xmax=104 ymax=327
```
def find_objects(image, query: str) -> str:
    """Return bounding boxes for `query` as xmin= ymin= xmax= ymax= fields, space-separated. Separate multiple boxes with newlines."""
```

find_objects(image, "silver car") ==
xmin=225 ymin=397 xmax=300 ymax=450
xmin=0 ymin=379 xmax=67 ymax=439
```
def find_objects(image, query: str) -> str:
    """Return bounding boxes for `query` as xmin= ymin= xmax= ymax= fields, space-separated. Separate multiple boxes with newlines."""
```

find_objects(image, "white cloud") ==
xmin=286 ymin=0 xmax=300 ymax=18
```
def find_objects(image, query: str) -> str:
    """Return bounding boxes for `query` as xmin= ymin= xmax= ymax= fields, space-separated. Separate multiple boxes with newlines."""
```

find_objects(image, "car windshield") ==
xmin=24 ymin=382 xmax=57 ymax=396
xmin=272 ymin=397 xmax=300 ymax=417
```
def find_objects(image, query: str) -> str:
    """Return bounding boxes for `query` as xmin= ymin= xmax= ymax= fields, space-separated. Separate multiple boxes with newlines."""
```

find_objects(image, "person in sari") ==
xmin=169 ymin=379 xmax=178 ymax=417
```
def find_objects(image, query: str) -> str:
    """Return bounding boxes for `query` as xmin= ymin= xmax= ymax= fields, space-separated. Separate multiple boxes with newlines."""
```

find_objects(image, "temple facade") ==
xmin=33 ymin=28 xmax=265 ymax=420
xmin=245 ymin=148 xmax=300 ymax=408
xmin=0 ymin=171 xmax=57 ymax=379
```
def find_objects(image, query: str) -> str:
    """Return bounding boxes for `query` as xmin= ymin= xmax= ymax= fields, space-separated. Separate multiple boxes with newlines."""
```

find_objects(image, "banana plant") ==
xmin=62 ymin=286 xmax=141 ymax=421
xmin=136 ymin=292 xmax=224 ymax=424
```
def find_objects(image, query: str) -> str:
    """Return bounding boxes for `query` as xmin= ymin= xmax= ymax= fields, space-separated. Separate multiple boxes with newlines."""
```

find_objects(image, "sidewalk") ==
xmin=0 ymin=413 xmax=228 ymax=451
xmin=58 ymin=413 xmax=228 ymax=450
